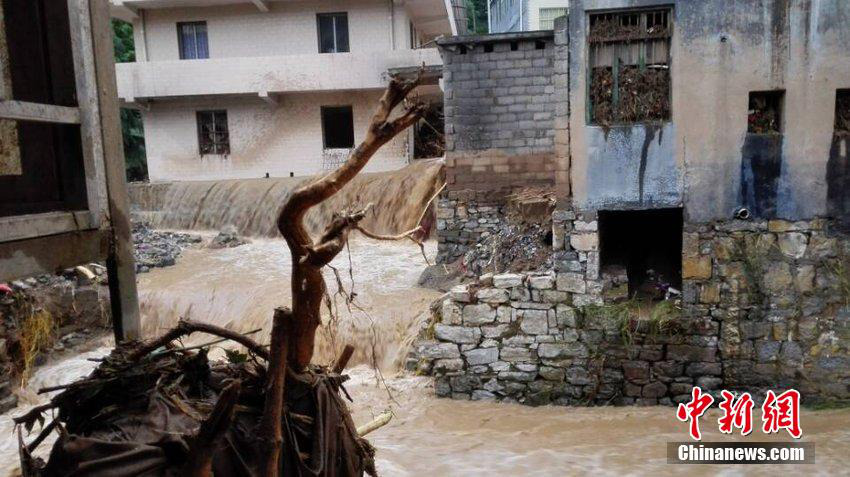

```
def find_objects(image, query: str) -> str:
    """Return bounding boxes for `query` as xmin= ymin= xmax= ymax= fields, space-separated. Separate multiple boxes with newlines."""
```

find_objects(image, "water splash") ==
xmin=128 ymin=159 xmax=445 ymax=238
xmin=137 ymin=237 xmax=439 ymax=371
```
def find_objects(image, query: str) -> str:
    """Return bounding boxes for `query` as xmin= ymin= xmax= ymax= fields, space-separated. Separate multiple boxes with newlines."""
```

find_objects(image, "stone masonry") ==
xmin=415 ymin=212 xmax=850 ymax=406
xmin=436 ymin=190 xmax=507 ymax=264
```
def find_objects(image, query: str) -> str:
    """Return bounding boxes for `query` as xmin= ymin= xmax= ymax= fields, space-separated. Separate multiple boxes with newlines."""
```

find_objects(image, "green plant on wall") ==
xmin=584 ymin=299 xmax=680 ymax=355
xmin=112 ymin=19 xmax=148 ymax=182
xmin=732 ymin=234 xmax=773 ymax=303
xmin=827 ymin=251 xmax=850 ymax=306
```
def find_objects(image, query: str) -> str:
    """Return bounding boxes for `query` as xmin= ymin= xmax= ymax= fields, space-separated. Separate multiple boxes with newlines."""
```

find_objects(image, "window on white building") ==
xmin=539 ymin=7 xmax=567 ymax=30
xmin=317 ymin=13 xmax=349 ymax=53
xmin=321 ymin=106 xmax=354 ymax=149
xmin=196 ymin=110 xmax=229 ymax=155
xmin=177 ymin=22 xmax=209 ymax=60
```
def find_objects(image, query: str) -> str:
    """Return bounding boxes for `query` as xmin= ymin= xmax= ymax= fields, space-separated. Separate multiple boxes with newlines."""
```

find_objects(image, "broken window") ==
xmin=317 ymin=13 xmax=349 ymax=54
xmin=196 ymin=110 xmax=229 ymax=155
xmin=598 ymin=208 xmax=683 ymax=301
xmin=747 ymin=91 xmax=784 ymax=134
xmin=178 ymin=22 xmax=209 ymax=60
xmin=321 ymin=106 xmax=354 ymax=149
xmin=588 ymin=9 xmax=671 ymax=126
xmin=539 ymin=7 xmax=567 ymax=30
xmin=835 ymin=89 xmax=850 ymax=135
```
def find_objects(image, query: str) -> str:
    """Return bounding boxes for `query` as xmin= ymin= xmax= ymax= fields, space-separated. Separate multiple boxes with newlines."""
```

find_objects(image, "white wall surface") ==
xmin=135 ymin=0 xmax=416 ymax=61
xmin=142 ymin=90 xmax=410 ymax=181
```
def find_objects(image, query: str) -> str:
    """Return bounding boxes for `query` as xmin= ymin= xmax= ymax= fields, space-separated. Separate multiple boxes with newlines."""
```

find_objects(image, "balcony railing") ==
xmin=115 ymin=48 xmax=442 ymax=101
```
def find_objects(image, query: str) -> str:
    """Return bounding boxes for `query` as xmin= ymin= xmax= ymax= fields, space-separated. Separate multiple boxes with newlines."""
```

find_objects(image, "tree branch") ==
xmin=259 ymin=308 xmax=292 ymax=477
xmin=303 ymin=209 xmax=370 ymax=267
xmin=13 ymin=402 xmax=57 ymax=428
xmin=277 ymin=70 xmax=427 ymax=221
xmin=333 ymin=344 xmax=356 ymax=374
xmin=128 ymin=319 xmax=269 ymax=362
xmin=275 ymin=67 xmax=428 ymax=370
xmin=354 ymin=225 xmax=423 ymax=242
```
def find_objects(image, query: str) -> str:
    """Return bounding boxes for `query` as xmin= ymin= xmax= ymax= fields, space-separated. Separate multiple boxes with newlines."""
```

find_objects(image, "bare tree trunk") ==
xmin=258 ymin=308 xmax=291 ymax=477
xmin=254 ymin=72 xmax=425 ymax=476
xmin=275 ymin=73 xmax=427 ymax=370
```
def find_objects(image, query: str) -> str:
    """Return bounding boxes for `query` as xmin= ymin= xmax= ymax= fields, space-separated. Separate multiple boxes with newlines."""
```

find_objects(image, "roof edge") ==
xmin=436 ymin=30 xmax=554 ymax=46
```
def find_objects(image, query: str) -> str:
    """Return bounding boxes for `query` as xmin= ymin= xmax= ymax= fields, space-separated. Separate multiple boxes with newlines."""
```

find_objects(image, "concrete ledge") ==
xmin=437 ymin=30 xmax=555 ymax=46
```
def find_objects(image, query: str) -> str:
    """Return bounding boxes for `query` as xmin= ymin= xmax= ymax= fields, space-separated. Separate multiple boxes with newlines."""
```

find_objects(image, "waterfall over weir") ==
xmin=128 ymin=159 xmax=445 ymax=237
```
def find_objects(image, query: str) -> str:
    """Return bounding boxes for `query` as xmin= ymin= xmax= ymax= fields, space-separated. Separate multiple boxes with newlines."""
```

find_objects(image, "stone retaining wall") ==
xmin=415 ymin=213 xmax=850 ymax=406
xmin=436 ymin=190 xmax=508 ymax=264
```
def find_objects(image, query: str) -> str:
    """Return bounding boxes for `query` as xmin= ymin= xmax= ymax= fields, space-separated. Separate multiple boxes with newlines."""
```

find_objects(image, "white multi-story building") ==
xmin=488 ymin=0 xmax=567 ymax=33
xmin=110 ymin=0 xmax=463 ymax=181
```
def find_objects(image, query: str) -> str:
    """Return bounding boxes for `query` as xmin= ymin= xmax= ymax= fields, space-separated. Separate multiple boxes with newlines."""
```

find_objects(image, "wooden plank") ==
xmin=0 ymin=230 xmax=108 ymax=282
xmin=0 ymin=211 xmax=93 ymax=243
xmin=68 ymin=0 xmax=107 ymax=229
xmin=0 ymin=100 xmax=81 ymax=124
xmin=89 ymin=0 xmax=140 ymax=342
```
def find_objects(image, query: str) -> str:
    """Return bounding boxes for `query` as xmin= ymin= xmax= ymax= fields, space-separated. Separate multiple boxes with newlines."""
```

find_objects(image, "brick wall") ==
xmin=439 ymin=31 xmax=560 ymax=192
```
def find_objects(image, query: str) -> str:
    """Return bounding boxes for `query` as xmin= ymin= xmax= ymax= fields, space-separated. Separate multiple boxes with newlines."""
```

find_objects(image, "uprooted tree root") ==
xmin=15 ymin=319 xmax=375 ymax=477
xmin=15 ymin=70 xmax=428 ymax=477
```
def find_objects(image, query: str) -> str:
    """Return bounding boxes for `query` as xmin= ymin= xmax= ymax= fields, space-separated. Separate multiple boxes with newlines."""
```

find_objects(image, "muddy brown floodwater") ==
xmin=2 ymin=237 xmax=849 ymax=476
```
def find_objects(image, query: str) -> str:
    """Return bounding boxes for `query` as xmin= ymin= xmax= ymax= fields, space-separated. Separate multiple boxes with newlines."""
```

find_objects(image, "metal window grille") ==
xmin=539 ymin=7 xmax=567 ymax=30
xmin=197 ymin=110 xmax=229 ymax=155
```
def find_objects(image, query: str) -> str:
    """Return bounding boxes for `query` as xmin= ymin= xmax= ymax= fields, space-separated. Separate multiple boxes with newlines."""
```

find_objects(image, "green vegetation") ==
xmin=466 ymin=0 xmax=489 ymax=34
xmin=112 ymin=19 xmax=148 ymax=182
xmin=584 ymin=298 xmax=680 ymax=352
xmin=827 ymin=251 xmax=850 ymax=306
xmin=10 ymin=295 xmax=57 ymax=386
xmin=733 ymin=234 xmax=773 ymax=301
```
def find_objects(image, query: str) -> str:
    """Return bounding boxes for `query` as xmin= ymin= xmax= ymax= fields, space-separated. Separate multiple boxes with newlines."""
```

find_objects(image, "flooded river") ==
xmin=3 ymin=237 xmax=849 ymax=476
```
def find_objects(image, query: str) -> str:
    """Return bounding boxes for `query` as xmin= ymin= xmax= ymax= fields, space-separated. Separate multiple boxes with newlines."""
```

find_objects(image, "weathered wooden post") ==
xmin=0 ymin=0 xmax=140 ymax=341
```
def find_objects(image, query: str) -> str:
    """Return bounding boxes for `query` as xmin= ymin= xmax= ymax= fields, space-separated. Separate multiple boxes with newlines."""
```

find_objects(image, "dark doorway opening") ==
xmin=598 ymin=208 xmax=683 ymax=300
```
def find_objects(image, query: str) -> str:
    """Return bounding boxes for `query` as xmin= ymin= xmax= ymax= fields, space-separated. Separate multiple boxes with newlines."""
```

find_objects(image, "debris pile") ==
xmin=590 ymin=67 xmax=614 ymax=125
xmin=617 ymin=65 xmax=670 ymax=123
xmin=462 ymin=222 xmax=554 ymax=277
xmin=748 ymin=92 xmax=783 ymax=134
xmin=590 ymin=65 xmax=670 ymax=125
xmin=588 ymin=13 xmax=670 ymax=43
xmin=16 ymin=321 xmax=376 ymax=477
xmin=132 ymin=221 xmax=202 ymax=273
xmin=208 ymin=225 xmax=250 ymax=249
